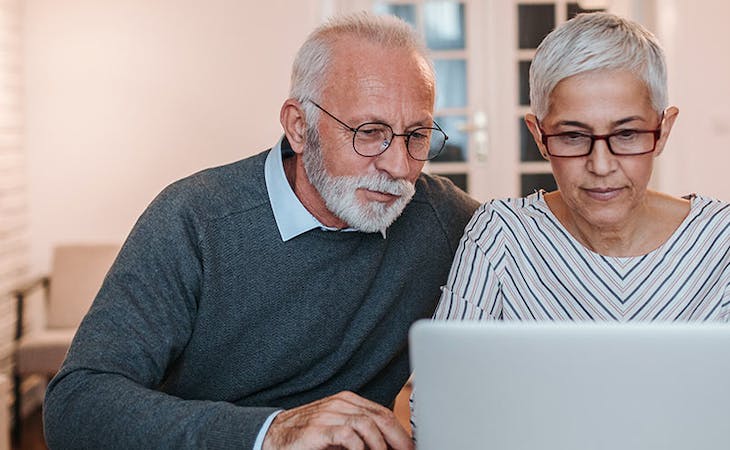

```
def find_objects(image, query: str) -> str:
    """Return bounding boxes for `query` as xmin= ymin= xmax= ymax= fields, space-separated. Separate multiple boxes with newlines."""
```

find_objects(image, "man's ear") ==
xmin=280 ymin=98 xmax=309 ymax=155
xmin=524 ymin=113 xmax=549 ymax=160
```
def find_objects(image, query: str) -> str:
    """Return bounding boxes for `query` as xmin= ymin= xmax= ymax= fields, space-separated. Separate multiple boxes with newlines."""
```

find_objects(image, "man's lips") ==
xmin=361 ymin=188 xmax=400 ymax=203
xmin=583 ymin=187 xmax=623 ymax=201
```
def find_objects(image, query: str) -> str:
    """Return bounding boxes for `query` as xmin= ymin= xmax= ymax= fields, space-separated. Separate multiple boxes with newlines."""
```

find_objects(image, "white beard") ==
xmin=302 ymin=127 xmax=416 ymax=236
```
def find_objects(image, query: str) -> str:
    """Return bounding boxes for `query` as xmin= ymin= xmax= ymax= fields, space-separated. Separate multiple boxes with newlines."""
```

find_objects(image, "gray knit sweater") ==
xmin=43 ymin=148 xmax=478 ymax=449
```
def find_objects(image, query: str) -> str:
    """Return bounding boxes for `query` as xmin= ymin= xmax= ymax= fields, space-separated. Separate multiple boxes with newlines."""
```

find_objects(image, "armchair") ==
xmin=12 ymin=243 xmax=119 ymax=443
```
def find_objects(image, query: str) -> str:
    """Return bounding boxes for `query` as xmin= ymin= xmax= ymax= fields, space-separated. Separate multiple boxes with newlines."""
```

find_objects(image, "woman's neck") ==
xmin=544 ymin=190 xmax=690 ymax=257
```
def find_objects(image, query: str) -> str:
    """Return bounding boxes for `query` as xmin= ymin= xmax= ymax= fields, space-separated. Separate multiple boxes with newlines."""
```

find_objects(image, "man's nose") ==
xmin=374 ymin=135 xmax=412 ymax=179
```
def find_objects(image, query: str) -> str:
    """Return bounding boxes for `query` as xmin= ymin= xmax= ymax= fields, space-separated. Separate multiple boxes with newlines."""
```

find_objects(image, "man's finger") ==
xmin=326 ymin=391 xmax=414 ymax=450
xmin=345 ymin=414 xmax=389 ymax=450
xmin=329 ymin=393 xmax=413 ymax=450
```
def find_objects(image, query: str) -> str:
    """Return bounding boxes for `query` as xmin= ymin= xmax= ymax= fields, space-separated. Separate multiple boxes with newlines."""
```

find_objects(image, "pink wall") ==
xmin=24 ymin=0 xmax=325 ymax=271
xmin=653 ymin=0 xmax=730 ymax=200
xmin=22 ymin=0 xmax=730 ymax=273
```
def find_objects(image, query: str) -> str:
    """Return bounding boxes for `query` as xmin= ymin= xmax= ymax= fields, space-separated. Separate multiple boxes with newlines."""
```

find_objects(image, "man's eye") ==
xmin=410 ymin=130 xmax=430 ymax=140
xmin=356 ymin=125 xmax=389 ymax=140
xmin=358 ymin=128 xmax=379 ymax=135
xmin=359 ymin=124 xmax=388 ymax=133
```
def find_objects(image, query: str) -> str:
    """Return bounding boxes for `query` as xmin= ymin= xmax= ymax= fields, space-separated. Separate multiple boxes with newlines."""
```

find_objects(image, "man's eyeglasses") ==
xmin=537 ymin=116 xmax=664 ymax=158
xmin=308 ymin=100 xmax=448 ymax=161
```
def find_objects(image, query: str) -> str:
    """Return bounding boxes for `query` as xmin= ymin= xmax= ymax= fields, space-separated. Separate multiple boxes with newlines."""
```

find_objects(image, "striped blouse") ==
xmin=435 ymin=191 xmax=730 ymax=322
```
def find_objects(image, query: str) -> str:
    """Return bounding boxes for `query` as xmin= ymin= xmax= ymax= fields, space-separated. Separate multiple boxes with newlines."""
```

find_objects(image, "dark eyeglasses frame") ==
xmin=537 ymin=114 xmax=664 ymax=158
xmin=308 ymin=100 xmax=448 ymax=161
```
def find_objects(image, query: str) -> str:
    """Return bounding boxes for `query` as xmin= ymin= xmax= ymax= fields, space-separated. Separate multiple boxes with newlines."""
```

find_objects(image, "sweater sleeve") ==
xmin=43 ymin=185 xmax=276 ymax=449
xmin=413 ymin=174 xmax=480 ymax=254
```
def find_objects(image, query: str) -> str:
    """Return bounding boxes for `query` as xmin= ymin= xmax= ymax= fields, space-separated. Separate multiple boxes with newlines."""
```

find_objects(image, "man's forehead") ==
xmin=329 ymin=36 xmax=431 ymax=71
xmin=327 ymin=44 xmax=433 ymax=90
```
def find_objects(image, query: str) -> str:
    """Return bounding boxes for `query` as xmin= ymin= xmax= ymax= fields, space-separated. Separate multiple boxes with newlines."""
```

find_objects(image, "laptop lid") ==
xmin=409 ymin=320 xmax=730 ymax=450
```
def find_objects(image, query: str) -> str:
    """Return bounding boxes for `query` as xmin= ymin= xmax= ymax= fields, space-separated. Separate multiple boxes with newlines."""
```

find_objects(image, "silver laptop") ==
xmin=409 ymin=320 xmax=730 ymax=450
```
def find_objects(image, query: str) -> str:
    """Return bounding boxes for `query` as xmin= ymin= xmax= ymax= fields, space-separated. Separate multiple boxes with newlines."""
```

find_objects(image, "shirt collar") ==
xmin=265 ymin=136 xmax=327 ymax=241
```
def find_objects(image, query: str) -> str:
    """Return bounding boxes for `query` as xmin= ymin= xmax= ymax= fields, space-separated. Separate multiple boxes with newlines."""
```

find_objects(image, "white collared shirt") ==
xmin=264 ymin=136 xmax=358 ymax=241
xmin=264 ymin=137 xmax=329 ymax=241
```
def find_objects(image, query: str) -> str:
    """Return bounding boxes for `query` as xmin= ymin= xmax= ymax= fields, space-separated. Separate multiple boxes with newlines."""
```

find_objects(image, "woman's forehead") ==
xmin=545 ymin=70 xmax=654 ymax=120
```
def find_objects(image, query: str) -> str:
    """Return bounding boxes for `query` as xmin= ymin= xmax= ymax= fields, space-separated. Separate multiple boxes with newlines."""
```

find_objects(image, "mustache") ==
xmin=353 ymin=173 xmax=415 ymax=197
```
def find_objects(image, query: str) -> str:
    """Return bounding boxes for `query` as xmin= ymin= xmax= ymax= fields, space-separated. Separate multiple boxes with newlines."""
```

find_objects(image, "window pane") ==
xmin=436 ymin=173 xmax=468 ymax=193
xmin=521 ymin=173 xmax=557 ymax=196
xmin=520 ymin=119 xmax=542 ymax=162
xmin=519 ymin=60 xmax=531 ymax=106
xmin=518 ymin=4 xmax=555 ymax=49
xmin=424 ymin=2 xmax=465 ymax=50
xmin=567 ymin=3 xmax=605 ymax=19
xmin=432 ymin=115 xmax=467 ymax=162
xmin=374 ymin=3 xmax=417 ymax=27
xmin=434 ymin=59 xmax=467 ymax=109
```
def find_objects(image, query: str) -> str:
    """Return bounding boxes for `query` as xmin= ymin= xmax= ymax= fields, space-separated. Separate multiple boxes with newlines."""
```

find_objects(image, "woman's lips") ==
xmin=583 ymin=187 xmax=623 ymax=201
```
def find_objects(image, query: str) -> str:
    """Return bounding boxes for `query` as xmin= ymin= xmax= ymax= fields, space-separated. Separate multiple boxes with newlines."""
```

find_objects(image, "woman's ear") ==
xmin=524 ymin=113 xmax=549 ymax=160
xmin=280 ymin=99 xmax=308 ymax=155
xmin=654 ymin=106 xmax=679 ymax=157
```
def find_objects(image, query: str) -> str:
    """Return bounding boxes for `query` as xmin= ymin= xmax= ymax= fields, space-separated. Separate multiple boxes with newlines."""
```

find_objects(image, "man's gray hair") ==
xmin=289 ymin=11 xmax=433 ymax=122
xmin=529 ymin=12 xmax=667 ymax=119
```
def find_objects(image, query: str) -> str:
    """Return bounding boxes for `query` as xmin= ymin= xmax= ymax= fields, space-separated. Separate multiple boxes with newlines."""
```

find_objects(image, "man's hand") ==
xmin=262 ymin=391 xmax=414 ymax=450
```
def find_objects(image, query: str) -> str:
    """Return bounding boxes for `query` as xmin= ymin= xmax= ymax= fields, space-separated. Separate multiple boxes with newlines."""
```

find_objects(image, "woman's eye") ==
xmin=615 ymin=130 xmax=639 ymax=140
xmin=558 ymin=132 xmax=590 ymax=143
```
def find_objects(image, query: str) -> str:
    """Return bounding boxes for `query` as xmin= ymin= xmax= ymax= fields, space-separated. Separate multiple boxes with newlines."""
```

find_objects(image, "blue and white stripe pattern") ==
xmin=435 ymin=191 xmax=730 ymax=322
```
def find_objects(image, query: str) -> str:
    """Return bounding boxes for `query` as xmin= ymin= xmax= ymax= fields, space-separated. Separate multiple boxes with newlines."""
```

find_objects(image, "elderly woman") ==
xmin=436 ymin=11 xmax=729 ymax=323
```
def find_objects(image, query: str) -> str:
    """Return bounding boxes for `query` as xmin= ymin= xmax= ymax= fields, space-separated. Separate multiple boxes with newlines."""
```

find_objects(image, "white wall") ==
xmin=23 ymin=0 xmax=325 ymax=272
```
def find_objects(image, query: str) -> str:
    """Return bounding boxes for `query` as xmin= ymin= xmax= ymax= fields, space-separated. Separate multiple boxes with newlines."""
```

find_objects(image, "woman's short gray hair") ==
xmin=529 ymin=12 xmax=667 ymax=119
xmin=289 ymin=11 xmax=433 ymax=122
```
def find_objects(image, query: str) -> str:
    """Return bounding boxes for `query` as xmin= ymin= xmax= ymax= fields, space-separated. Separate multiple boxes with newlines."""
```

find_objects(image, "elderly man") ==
xmin=43 ymin=12 xmax=478 ymax=450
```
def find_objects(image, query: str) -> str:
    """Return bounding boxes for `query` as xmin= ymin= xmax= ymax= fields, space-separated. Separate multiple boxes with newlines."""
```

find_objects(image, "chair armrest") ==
xmin=13 ymin=276 xmax=50 ymax=340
